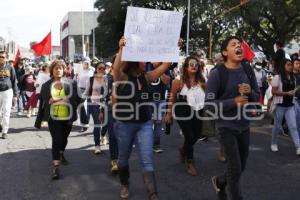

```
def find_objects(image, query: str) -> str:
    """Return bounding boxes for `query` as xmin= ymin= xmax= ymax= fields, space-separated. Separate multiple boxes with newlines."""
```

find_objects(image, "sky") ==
xmin=0 ymin=0 xmax=96 ymax=48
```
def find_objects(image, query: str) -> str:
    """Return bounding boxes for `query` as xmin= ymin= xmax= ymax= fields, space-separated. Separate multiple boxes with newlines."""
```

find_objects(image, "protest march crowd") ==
xmin=1 ymin=7 xmax=300 ymax=200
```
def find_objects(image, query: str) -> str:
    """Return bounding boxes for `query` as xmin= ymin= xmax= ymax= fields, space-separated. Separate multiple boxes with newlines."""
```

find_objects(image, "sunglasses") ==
xmin=189 ymin=62 xmax=200 ymax=67
xmin=0 ymin=56 xmax=6 ymax=59
xmin=97 ymin=67 xmax=105 ymax=70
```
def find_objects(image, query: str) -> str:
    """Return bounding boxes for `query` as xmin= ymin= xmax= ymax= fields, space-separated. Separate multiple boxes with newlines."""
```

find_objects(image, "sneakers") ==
xmin=120 ymin=184 xmax=129 ymax=199
xmin=111 ymin=160 xmax=118 ymax=174
xmin=297 ymin=148 xmax=300 ymax=156
xmin=79 ymin=127 xmax=88 ymax=132
xmin=41 ymin=121 xmax=48 ymax=128
xmin=101 ymin=135 xmax=109 ymax=146
xmin=271 ymin=144 xmax=279 ymax=152
xmin=51 ymin=167 xmax=60 ymax=180
xmin=153 ymin=146 xmax=164 ymax=153
xmin=211 ymin=176 xmax=227 ymax=200
xmin=2 ymin=133 xmax=8 ymax=139
xmin=17 ymin=112 xmax=25 ymax=116
xmin=94 ymin=145 xmax=101 ymax=154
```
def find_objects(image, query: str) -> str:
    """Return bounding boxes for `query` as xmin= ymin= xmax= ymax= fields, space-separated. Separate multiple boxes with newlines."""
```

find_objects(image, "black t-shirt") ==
xmin=148 ymin=71 xmax=170 ymax=101
xmin=115 ymin=73 xmax=151 ymax=123
xmin=278 ymin=78 xmax=295 ymax=107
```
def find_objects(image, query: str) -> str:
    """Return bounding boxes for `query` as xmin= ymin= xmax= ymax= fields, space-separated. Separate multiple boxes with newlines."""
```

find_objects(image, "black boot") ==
xmin=119 ymin=166 xmax=130 ymax=199
xmin=60 ymin=153 xmax=69 ymax=165
xmin=143 ymin=172 xmax=159 ymax=200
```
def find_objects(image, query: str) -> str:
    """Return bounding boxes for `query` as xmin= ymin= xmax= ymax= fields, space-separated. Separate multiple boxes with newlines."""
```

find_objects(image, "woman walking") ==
xmin=35 ymin=60 xmax=83 ymax=179
xmin=20 ymin=67 xmax=37 ymax=117
xmin=165 ymin=56 xmax=206 ymax=176
xmin=113 ymin=37 xmax=170 ymax=200
xmin=84 ymin=62 xmax=107 ymax=154
xmin=270 ymin=58 xmax=300 ymax=155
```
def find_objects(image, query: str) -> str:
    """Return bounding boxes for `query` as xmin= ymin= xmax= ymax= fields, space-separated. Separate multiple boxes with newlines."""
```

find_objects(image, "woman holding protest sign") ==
xmin=165 ymin=56 xmax=206 ymax=176
xmin=113 ymin=36 xmax=171 ymax=200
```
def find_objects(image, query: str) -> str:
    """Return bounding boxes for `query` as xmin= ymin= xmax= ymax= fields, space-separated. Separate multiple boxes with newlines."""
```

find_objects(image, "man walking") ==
xmin=0 ymin=51 xmax=18 ymax=139
xmin=205 ymin=36 xmax=260 ymax=200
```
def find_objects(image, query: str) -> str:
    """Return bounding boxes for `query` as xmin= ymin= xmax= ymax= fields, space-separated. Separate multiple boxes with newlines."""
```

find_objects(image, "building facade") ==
xmin=60 ymin=11 xmax=99 ymax=60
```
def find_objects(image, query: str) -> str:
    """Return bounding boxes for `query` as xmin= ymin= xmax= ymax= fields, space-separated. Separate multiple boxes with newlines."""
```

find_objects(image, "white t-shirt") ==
xmin=78 ymin=69 xmax=94 ymax=89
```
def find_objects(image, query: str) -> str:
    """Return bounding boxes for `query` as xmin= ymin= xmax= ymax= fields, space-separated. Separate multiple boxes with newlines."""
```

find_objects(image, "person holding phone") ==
xmin=270 ymin=58 xmax=300 ymax=155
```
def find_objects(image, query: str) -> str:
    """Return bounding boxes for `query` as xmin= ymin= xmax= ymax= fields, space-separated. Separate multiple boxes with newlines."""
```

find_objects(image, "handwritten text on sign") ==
xmin=122 ymin=7 xmax=183 ymax=62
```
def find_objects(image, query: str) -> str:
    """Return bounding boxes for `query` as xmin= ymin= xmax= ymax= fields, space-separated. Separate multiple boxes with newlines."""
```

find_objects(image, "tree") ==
xmin=94 ymin=0 xmax=184 ymax=58
xmin=94 ymin=0 xmax=300 ymax=59
xmin=240 ymin=0 xmax=300 ymax=58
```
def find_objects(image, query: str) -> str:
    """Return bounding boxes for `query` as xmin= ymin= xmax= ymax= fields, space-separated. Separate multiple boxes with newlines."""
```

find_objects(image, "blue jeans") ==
xmin=107 ymin=110 xmax=118 ymax=160
xmin=115 ymin=120 xmax=154 ymax=172
xmin=295 ymin=100 xmax=300 ymax=136
xmin=88 ymin=104 xmax=101 ymax=146
xmin=152 ymin=100 xmax=165 ymax=147
xmin=17 ymin=93 xmax=26 ymax=112
xmin=272 ymin=105 xmax=300 ymax=149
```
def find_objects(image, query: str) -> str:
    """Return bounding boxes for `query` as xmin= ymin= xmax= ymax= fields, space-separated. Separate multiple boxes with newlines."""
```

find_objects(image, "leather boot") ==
xmin=218 ymin=145 xmax=226 ymax=162
xmin=186 ymin=159 xmax=198 ymax=176
xmin=119 ymin=166 xmax=130 ymax=199
xmin=142 ymin=172 xmax=159 ymax=200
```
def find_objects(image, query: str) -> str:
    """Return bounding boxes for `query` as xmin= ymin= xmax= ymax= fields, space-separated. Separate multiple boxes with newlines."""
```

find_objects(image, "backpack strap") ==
xmin=241 ymin=63 xmax=256 ymax=89
xmin=215 ymin=64 xmax=229 ymax=99
xmin=88 ymin=76 xmax=94 ymax=97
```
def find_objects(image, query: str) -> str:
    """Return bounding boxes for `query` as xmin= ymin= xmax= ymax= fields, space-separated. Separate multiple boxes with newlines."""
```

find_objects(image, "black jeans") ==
xmin=175 ymin=95 xmax=203 ymax=160
xmin=217 ymin=128 xmax=250 ymax=200
xmin=48 ymin=119 xmax=72 ymax=160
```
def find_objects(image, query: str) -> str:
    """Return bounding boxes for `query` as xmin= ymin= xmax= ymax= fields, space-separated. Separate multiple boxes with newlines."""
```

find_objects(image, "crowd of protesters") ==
xmin=0 ymin=35 xmax=300 ymax=200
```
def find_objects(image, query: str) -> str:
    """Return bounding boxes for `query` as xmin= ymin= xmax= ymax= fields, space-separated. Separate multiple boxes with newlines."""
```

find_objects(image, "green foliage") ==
xmin=240 ymin=0 xmax=300 ymax=57
xmin=94 ymin=0 xmax=300 ymax=59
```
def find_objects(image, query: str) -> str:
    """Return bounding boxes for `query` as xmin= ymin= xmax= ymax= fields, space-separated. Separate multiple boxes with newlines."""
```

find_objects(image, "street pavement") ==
xmin=0 ymin=112 xmax=300 ymax=200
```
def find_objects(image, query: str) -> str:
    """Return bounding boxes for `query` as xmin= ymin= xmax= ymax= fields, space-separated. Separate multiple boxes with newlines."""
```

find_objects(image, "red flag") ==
xmin=242 ymin=40 xmax=255 ymax=62
xmin=31 ymin=32 xmax=52 ymax=56
xmin=13 ymin=48 xmax=21 ymax=66
xmin=240 ymin=0 xmax=247 ymax=5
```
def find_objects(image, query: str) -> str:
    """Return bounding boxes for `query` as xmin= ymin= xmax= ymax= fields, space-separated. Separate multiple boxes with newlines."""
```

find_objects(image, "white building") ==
xmin=60 ymin=11 xmax=99 ymax=60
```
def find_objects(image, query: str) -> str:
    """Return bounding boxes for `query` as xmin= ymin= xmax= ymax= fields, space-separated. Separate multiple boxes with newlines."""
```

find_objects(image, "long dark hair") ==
xmin=122 ymin=62 xmax=140 ymax=75
xmin=278 ymin=58 xmax=294 ymax=83
xmin=181 ymin=56 xmax=205 ymax=89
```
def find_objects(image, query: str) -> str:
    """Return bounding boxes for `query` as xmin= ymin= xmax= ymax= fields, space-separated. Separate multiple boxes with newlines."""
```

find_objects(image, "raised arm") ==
xmin=146 ymin=62 xmax=171 ymax=83
xmin=113 ymin=37 xmax=128 ymax=82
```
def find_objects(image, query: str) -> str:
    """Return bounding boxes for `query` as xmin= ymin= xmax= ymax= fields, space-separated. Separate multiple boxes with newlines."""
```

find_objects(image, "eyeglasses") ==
xmin=0 ymin=56 xmax=6 ymax=59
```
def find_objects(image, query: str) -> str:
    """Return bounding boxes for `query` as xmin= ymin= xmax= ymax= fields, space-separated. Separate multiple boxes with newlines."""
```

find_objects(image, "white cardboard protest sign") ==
xmin=73 ymin=63 xmax=82 ymax=75
xmin=122 ymin=6 xmax=183 ymax=62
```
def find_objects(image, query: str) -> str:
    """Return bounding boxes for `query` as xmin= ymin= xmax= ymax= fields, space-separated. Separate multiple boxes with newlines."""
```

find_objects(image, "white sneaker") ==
xmin=271 ymin=144 xmax=279 ymax=152
xmin=296 ymin=148 xmax=300 ymax=156
xmin=101 ymin=136 xmax=109 ymax=146
xmin=94 ymin=146 xmax=101 ymax=154
xmin=17 ymin=112 xmax=25 ymax=116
